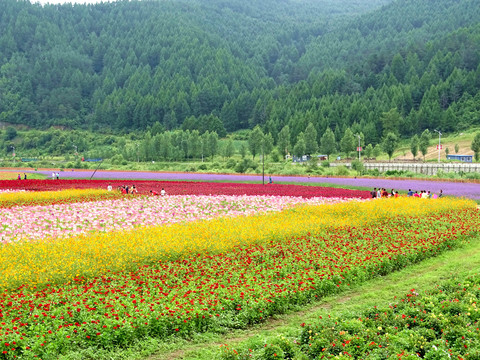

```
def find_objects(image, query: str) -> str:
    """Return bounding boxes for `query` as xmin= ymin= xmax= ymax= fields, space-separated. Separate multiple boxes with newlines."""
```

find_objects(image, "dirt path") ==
xmin=147 ymin=238 xmax=480 ymax=360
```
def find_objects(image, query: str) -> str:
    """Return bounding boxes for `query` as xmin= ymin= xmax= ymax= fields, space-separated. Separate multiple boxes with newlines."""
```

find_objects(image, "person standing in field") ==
xmin=371 ymin=188 xmax=377 ymax=198
xmin=160 ymin=188 xmax=166 ymax=196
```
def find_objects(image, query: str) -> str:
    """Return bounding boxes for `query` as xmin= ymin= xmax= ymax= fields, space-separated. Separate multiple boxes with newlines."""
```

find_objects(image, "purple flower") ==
xmin=30 ymin=170 xmax=480 ymax=199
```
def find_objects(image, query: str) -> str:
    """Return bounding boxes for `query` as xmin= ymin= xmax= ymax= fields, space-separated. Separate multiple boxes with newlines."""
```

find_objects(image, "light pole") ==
xmin=73 ymin=145 xmax=78 ymax=160
xmin=434 ymin=129 xmax=442 ymax=163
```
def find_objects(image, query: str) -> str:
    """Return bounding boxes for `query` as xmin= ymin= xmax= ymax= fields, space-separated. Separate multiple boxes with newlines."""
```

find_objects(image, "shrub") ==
xmin=225 ymin=158 xmax=236 ymax=169
xmin=335 ymin=165 xmax=350 ymax=176
xmin=351 ymin=159 xmax=364 ymax=173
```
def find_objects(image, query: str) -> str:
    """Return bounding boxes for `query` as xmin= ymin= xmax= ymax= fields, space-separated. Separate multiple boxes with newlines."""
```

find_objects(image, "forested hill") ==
xmin=1 ymin=0 xmax=480 ymax=146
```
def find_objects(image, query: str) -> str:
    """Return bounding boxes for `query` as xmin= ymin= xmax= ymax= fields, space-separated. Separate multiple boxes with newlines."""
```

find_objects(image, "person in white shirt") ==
xmin=160 ymin=188 xmax=166 ymax=196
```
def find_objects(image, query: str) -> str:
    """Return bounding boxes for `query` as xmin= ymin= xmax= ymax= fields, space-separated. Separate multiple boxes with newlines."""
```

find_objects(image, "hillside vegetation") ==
xmin=1 ymin=0 xmax=480 ymax=162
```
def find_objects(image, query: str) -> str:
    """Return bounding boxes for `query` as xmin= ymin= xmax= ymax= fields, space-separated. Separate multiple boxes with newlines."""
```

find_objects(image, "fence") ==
xmin=333 ymin=162 xmax=480 ymax=175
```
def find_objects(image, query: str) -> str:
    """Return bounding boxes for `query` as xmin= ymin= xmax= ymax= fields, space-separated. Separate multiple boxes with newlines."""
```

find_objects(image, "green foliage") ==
xmin=304 ymin=122 xmax=318 ymax=155
xmin=320 ymin=128 xmax=336 ymax=157
xmin=277 ymin=125 xmax=291 ymax=157
xmin=471 ymin=132 xmax=480 ymax=161
xmin=335 ymin=165 xmax=350 ymax=176
xmin=248 ymin=126 xmax=264 ymax=160
xmin=0 ymin=0 xmax=480 ymax=158
xmin=234 ymin=158 xmax=258 ymax=173
xmin=382 ymin=132 xmax=399 ymax=161
xmin=351 ymin=159 xmax=364 ymax=173
xmin=410 ymin=134 xmax=419 ymax=159
xmin=419 ymin=129 xmax=431 ymax=161
xmin=364 ymin=143 xmax=374 ymax=158
xmin=340 ymin=128 xmax=356 ymax=156
xmin=222 ymin=138 xmax=235 ymax=159
xmin=373 ymin=144 xmax=382 ymax=158
xmin=4 ymin=126 xmax=17 ymax=141
xmin=293 ymin=133 xmax=306 ymax=157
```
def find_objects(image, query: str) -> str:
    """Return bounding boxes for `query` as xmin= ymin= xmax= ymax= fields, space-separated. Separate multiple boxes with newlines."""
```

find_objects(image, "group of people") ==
xmin=407 ymin=189 xmax=443 ymax=199
xmin=371 ymin=188 xmax=399 ymax=198
xmin=107 ymin=184 xmax=138 ymax=195
xmin=370 ymin=187 xmax=444 ymax=199
xmin=106 ymin=183 xmax=167 ymax=196
xmin=17 ymin=173 xmax=27 ymax=180
xmin=51 ymin=172 xmax=60 ymax=180
xmin=149 ymin=188 xmax=166 ymax=196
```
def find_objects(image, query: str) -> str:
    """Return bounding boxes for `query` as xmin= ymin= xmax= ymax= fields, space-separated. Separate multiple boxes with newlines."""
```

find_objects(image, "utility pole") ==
xmin=434 ymin=129 xmax=442 ymax=163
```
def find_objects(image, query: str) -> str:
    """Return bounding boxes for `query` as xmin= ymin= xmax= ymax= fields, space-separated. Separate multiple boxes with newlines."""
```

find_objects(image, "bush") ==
xmin=464 ymin=172 xmax=480 ymax=180
xmin=225 ymin=158 xmax=236 ymax=169
xmin=335 ymin=165 xmax=350 ymax=176
xmin=270 ymin=150 xmax=280 ymax=163
xmin=321 ymin=160 xmax=330 ymax=168
xmin=365 ymin=168 xmax=380 ymax=176
xmin=198 ymin=164 xmax=208 ymax=171
xmin=384 ymin=170 xmax=409 ymax=177
xmin=110 ymin=154 xmax=126 ymax=165
xmin=234 ymin=159 xmax=258 ymax=173
xmin=351 ymin=159 xmax=364 ymax=173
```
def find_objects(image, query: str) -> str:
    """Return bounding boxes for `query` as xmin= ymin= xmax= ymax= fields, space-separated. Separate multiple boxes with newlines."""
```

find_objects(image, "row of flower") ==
xmin=1 ymin=197 xmax=471 ymax=291
xmin=220 ymin=273 xmax=480 ymax=359
xmin=0 ymin=179 xmax=370 ymax=198
xmin=0 ymin=199 xmax=478 ymax=359
xmin=0 ymin=194 xmax=357 ymax=243
xmin=0 ymin=189 xmax=122 ymax=209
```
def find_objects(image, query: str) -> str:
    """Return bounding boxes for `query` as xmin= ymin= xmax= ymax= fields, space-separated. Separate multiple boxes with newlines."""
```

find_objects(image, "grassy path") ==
xmin=144 ymin=235 xmax=480 ymax=360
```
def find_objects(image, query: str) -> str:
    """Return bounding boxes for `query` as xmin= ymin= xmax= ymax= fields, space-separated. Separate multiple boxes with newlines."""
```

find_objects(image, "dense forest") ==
xmin=0 ymin=0 xmax=480 ymax=159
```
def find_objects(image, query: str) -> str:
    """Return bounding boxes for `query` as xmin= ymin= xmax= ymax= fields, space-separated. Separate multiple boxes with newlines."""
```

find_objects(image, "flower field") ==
xmin=0 ymin=194 xmax=356 ymax=243
xmin=0 ymin=180 xmax=478 ymax=359
xmin=0 ymin=179 xmax=371 ymax=198
xmin=220 ymin=273 xmax=480 ymax=359
xmin=295 ymin=274 xmax=480 ymax=359
xmin=0 ymin=189 xmax=122 ymax=209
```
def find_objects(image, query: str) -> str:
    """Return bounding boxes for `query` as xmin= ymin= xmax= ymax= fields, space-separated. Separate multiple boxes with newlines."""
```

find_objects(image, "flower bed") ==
xmin=0 ymin=188 xmax=121 ymax=209
xmin=0 ymin=194 xmax=356 ymax=243
xmin=1 ymin=197 xmax=471 ymax=291
xmin=0 ymin=200 xmax=477 ymax=359
xmin=0 ymin=179 xmax=371 ymax=199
